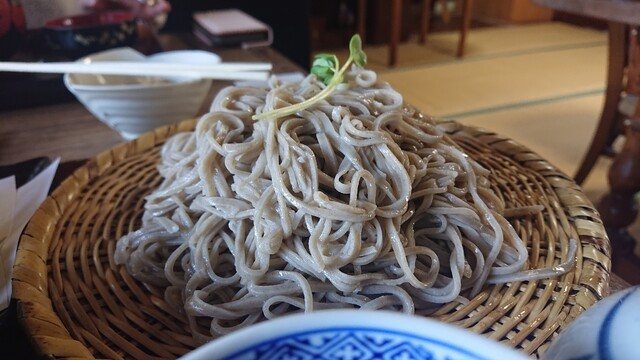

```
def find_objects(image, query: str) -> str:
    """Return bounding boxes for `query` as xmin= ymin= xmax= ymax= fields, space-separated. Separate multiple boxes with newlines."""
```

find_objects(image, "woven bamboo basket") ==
xmin=12 ymin=118 xmax=611 ymax=359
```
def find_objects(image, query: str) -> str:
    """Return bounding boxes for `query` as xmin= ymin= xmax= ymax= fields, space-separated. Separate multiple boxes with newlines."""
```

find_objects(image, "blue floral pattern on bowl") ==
xmin=180 ymin=310 xmax=529 ymax=360
xmin=222 ymin=327 xmax=488 ymax=360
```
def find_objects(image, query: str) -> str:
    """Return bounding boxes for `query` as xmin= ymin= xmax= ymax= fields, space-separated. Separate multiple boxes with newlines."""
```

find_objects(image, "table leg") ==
xmin=456 ymin=0 xmax=473 ymax=58
xmin=419 ymin=0 xmax=433 ymax=44
xmin=389 ymin=0 xmax=402 ymax=67
xmin=574 ymin=23 xmax=626 ymax=185
xmin=598 ymin=26 xmax=640 ymax=253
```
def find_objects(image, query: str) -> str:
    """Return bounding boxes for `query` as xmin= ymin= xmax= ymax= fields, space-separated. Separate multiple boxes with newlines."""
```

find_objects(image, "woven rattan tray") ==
xmin=13 ymin=118 xmax=611 ymax=359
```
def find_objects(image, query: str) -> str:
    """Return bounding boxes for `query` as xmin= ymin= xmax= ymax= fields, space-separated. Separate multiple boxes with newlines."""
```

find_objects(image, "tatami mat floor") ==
xmin=320 ymin=21 xmax=640 ymax=283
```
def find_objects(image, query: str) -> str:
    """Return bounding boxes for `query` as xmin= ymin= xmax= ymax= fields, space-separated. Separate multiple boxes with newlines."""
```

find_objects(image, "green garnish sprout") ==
xmin=252 ymin=34 xmax=367 ymax=121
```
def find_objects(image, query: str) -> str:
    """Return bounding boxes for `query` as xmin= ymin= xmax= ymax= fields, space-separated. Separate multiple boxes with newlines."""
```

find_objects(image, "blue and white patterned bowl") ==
xmin=180 ymin=310 xmax=528 ymax=360
xmin=543 ymin=285 xmax=640 ymax=360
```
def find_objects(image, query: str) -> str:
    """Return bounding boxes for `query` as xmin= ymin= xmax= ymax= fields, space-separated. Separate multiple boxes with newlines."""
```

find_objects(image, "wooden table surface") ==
xmin=533 ymin=0 xmax=640 ymax=25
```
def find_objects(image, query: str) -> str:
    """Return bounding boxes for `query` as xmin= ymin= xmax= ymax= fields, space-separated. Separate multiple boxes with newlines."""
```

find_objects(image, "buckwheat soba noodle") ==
xmin=114 ymin=65 xmax=576 ymax=342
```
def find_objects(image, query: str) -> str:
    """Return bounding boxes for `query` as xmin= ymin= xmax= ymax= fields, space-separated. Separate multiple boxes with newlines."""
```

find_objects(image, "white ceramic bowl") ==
xmin=180 ymin=310 xmax=529 ymax=360
xmin=543 ymin=285 xmax=640 ymax=360
xmin=64 ymin=47 xmax=220 ymax=140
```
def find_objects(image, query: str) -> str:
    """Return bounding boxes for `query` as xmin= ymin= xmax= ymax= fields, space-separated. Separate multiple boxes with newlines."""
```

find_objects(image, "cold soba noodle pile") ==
xmin=114 ymin=37 xmax=575 ymax=341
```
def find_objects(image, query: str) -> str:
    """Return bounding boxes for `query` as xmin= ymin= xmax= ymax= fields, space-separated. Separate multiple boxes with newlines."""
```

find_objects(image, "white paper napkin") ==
xmin=0 ymin=158 xmax=59 ymax=311
xmin=0 ymin=176 xmax=17 ymax=312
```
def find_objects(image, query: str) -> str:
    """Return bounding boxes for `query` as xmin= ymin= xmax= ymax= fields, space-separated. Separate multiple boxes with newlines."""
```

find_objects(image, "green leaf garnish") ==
xmin=252 ymin=34 xmax=367 ymax=121
xmin=311 ymin=54 xmax=339 ymax=85
xmin=349 ymin=34 xmax=367 ymax=67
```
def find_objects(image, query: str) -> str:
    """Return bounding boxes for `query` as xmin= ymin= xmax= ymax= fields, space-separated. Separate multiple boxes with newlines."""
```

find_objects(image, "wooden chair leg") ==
xmin=389 ymin=0 xmax=402 ymax=67
xmin=574 ymin=22 xmax=627 ymax=185
xmin=440 ymin=0 xmax=451 ymax=24
xmin=420 ymin=0 xmax=433 ymax=44
xmin=457 ymin=0 xmax=473 ymax=57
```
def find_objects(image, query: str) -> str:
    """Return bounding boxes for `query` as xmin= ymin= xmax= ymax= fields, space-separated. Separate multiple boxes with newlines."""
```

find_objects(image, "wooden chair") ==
xmin=357 ymin=0 xmax=474 ymax=67
xmin=420 ymin=0 xmax=474 ymax=58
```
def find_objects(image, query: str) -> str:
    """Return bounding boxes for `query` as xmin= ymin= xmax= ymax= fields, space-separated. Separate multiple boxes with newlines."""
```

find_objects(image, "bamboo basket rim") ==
xmin=12 ymin=118 xmax=612 ymax=359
